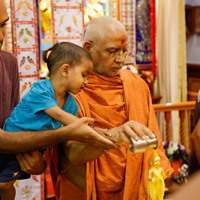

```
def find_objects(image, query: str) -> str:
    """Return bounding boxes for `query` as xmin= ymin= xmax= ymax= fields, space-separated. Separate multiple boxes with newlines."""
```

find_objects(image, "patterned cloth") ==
xmin=51 ymin=0 xmax=84 ymax=46
xmin=10 ymin=0 xmax=44 ymax=196
xmin=120 ymin=0 xmax=154 ymax=66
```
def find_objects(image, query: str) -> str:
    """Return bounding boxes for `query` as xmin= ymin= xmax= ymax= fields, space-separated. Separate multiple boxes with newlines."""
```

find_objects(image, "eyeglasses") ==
xmin=90 ymin=41 xmax=133 ymax=61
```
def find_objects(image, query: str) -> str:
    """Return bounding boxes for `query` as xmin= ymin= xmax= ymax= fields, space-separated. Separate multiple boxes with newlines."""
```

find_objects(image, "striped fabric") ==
xmin=120 ymin=0 xmax=156 ymax=78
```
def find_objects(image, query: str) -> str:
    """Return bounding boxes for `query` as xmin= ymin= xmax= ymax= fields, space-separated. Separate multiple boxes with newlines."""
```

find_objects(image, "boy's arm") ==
xmin=44 ymin=106 xmax=110 ymax=138
xmin=44 ymin=106 xmax=78 ymax=125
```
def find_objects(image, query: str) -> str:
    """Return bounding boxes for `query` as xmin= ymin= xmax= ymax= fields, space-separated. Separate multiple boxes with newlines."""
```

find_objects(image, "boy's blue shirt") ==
xmin=3 ymin=79 xmax=78 ymax=131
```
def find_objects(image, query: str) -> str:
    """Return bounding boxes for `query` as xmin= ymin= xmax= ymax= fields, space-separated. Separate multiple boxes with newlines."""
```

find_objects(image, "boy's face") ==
xmin=66 ymin=58 xmax=93 ymax=94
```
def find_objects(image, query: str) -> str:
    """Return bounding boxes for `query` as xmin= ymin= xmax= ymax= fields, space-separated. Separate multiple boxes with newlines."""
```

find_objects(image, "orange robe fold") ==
xmin=48 ymin=69 xmax=173 ymax=200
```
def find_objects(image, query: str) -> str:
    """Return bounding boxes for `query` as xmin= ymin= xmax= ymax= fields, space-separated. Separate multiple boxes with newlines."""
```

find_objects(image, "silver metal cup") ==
xmin=129 ymin=131 xmax=158 ymax=153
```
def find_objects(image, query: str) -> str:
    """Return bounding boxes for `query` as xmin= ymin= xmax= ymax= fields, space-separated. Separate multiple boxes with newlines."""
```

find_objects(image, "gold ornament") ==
xmin=23 ymin=38 xmax=29 ymax=43
xmin=148 ymin=150 xmax=170 ymax=200
xmin=25 ymin=65 xmax=31 ymax=70
xmin=23 ymin=10 xmax=28 ymax=16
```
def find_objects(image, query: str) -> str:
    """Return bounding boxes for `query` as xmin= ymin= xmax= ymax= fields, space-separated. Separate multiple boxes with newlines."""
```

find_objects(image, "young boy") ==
xmin=1 ymin=42 xmax=107 ymax=200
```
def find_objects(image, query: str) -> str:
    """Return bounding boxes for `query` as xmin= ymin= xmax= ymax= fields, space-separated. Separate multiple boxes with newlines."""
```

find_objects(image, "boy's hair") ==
xmin=43 ymin=42 xmax=93 ymax=76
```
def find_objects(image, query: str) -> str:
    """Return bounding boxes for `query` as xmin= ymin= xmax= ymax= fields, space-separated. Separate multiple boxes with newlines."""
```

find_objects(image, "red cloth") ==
xmin=151 ymin=0 xmax=157 ymax=79
xmin=45 ymin=172 xmax=55 ymax=197
xmin=48 ymin=70 xmax=173 ymax=200
xmin=0 ymin=50 xmax=19 ymax=128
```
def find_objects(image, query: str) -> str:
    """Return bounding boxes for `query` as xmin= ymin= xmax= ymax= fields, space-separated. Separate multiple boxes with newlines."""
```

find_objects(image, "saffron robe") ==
xmin=48 ymin=69 xmax=173 ymax=200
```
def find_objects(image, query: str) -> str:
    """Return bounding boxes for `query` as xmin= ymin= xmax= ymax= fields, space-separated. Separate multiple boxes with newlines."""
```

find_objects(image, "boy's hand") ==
xmin=93 ymin=127 xmax=111 ymax=138
xmin=67 ymin=117 xmax=118 ymax=150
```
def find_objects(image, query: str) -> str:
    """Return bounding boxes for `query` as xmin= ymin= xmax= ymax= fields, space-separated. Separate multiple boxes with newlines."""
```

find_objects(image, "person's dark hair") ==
xmin=43 ymin=42 xmax=93 ymax=76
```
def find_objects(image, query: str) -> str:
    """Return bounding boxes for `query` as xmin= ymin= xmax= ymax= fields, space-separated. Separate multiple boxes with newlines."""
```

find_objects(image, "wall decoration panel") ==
xmin=120 ymin=0 xmax=136 ymax=62
xmin=18 ymin=50 xmax=38 ymax=76
xmin=51 ymin=0 xmax=84 ymax=46
xmin=14 ymin=175 xmax=44 ymax=200
xmin=10 ymin=0 xmax=44 ymax=199
xmin=120 ymin=0 xmax=156 ymax=77
xmin=11 ymin=0 xmax=40 ymax=97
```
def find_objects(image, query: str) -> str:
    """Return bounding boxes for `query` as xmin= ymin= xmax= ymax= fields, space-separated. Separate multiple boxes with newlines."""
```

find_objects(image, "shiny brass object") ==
xmin=130 ymin=132 xmax=158 ymax=153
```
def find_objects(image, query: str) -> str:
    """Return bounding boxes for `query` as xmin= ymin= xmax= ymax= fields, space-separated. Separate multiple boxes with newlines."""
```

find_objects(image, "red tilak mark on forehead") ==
xmin=121 ymin=40 xmax=125 ymax=44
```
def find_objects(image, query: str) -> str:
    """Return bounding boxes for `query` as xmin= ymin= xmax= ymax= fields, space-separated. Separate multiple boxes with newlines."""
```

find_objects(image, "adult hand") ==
xmin=191 ymin=119 xmax=200 ymax=164
xmin=108 ymin=120 xmax=156 ymax=146
xmin=16 ymin=150 xmax=46 ymax=175
xmin=65 ymin=117 xmax=118 ymax=150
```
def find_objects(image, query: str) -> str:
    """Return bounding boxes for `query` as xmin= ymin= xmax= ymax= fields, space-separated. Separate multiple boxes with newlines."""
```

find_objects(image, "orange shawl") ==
xmin=48 ymin=69 xmax=173 ymax=200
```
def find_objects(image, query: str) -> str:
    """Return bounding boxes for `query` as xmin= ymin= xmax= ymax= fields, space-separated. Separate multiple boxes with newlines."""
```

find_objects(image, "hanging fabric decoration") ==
xmin=10 ymin=0 xmax=44 ymax=199
xmin=150 ymin=0 xmax=156 ymax=79
xmin=11 ymin=0 xmax=41 ymax=98
xmin=120 ymin=0 xmax=136 ymax=61
xmin=120 ymin=0 xmax=156 ymax=79
xmin=51 ymin=0 xmax=84 ymax=46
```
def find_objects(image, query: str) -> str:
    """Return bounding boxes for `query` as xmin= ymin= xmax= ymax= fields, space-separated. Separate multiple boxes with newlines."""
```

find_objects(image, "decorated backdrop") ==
xmin=51 ymin=0 xmax=84 ymax=46
xmin=120 ymin=0 xmax=156 ymax=78
xmin=10 ymin=0 xmax=44 ymax=199
xmin=11 ymin=0 xmax=40 ymax=98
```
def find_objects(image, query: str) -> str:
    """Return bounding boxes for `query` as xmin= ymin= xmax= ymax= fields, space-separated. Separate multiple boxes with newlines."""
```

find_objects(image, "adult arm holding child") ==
xmin=0 ymin=117 xmax=117 ymax=154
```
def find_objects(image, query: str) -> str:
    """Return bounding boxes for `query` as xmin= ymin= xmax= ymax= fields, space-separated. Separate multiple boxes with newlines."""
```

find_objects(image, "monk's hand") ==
xmin=107 ymin=120 xmax=155 ymax=146
xmin=191 ymin=119 xmax=200 ymax=164
xmin=16 ymin=150 xmax=46 ymax=175
xmin=66 ymin=117 xmax=118 ymax=150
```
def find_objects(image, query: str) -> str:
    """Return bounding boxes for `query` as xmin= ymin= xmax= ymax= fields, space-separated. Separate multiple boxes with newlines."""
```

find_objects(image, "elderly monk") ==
xmin=47 ymin=16 xmax=173 ymax=200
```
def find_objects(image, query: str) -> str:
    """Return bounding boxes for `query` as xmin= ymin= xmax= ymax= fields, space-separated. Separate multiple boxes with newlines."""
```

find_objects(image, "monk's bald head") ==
xmin=83 ymin=16 xmax=127 ymax=44
xmin=0 ymin=0 xmax=9 ymax=51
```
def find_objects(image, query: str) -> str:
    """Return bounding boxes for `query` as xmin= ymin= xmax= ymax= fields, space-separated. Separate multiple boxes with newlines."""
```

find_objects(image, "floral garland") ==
xmin=163 ymin=141 xmax=188 ymax=183
xmin=163 ymin=141 xmax=187 ymax=163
